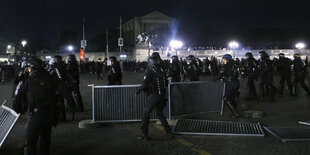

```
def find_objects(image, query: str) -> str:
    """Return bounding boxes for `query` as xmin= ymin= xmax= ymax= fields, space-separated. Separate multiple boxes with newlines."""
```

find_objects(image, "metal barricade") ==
xmin=90 ymin=85 xmax=169 ymax=122
xmin=0 ymin=100 xmax=20 ymax=148
xmin=168 ymin=81 xmax=225 ymax=117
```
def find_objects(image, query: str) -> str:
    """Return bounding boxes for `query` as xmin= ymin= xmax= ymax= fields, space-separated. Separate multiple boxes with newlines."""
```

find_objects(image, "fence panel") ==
xmin=169 ymin=81 xmax=225 ymax=117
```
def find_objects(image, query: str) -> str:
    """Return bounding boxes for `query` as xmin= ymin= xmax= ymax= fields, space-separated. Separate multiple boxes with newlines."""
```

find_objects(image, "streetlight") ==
xmin=228 ymin=41 xmax=239 ymax=58
xmin=7 ymin=45 xmax=12 ymax=49
xmin=67 ymin=45 xmax=74 ymax=53
xmin=21 ymin=40 xmax=27 ymax=47
xmin=169 ymin=40 xmax=183 ymax=56
xmin=295 ymin=42 xmax=306 ymax=49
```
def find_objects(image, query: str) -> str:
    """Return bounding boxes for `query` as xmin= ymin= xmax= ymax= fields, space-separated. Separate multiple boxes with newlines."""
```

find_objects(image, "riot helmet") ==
xmin=148 ymin=56 xmax=160 ymax=68
xmin=66 ymin=54 xmax=77 ymax=64
xmin=171 ymin=55 xmax=179 ymax=63
xmin=49 ymin=55 xmax=62 ymax=66
xmin=294 ymin=53 xmax=301 ymax=59
xmin=27 ymin=56 xmax=43 ymax=71
xmin=186 ymin=55 xmax=195 ymax=64
xmin=278 ymin=53 xmax=285 ymax=59
xmin=245 ymin=52 xmax=253 ymax=59
xmin=259 ymin=51 xmax=269 ymax=60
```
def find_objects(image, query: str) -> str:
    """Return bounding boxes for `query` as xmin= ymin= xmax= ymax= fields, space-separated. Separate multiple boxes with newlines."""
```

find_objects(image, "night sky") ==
xmin=1 ymin=0 xmax=310 ymax=49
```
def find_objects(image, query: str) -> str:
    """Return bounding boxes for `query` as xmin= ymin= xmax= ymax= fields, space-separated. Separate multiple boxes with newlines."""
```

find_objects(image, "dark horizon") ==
xmin=1 ymin=0 xmax=310 ymax=50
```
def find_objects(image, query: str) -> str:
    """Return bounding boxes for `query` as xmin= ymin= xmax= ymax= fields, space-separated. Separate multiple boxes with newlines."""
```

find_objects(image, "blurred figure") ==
xmin=185 ymin=55 xmax=201 ymax=81
xmin=292 ymin=53 xmax=310 ymax=96
xmin=217 ymin=54 xmax=240 ymax=118
xmin=243 ymin=52 xmax=259 ymax=99
xmin=107 ymin=56 xmax=122 ymax=85
xmin=66 ymin=54 xmax=84 ymax=112
xmin=276 ymin=53 xmax=293 ymax=96
xmin=168 ymin=56 xmax=182 ymax=82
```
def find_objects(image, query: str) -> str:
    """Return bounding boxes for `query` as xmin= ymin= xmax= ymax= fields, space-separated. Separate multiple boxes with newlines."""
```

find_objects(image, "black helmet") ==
xmin=245 ymin=52 xmax=253 ymax=58
xmin=151 ymin=52 xmax=161 ymax=59
xmin=186 ymin=55 xmax=195 ymax=61
xmin=171 ymin=56 xmax=179 ymax=62
xmin=66 ymin=54 xmax=77 ymax=64
xmin=259 ymin=51 xmax=268 ymax=60
xmin=222 ymin=54 xmax=232 ymax=60
xmin=148 ymin=56 xmax=160 ymax=68
xmin=28 ymin=56 xmax=43 ymax=70
xmin=109 ymin=56 xmax=117 ymax=62
xmin=49 ymin=55 xmax=62 ymax=66
xmin=279 ymin=53 xmax=285 ymax=58
xmin=294 ymin=53 xmax=301 ymax=59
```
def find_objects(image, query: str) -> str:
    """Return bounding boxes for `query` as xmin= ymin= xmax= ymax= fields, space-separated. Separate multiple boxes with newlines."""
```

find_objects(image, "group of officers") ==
xmin=13 ymin=54 xmax=84 ymax=155
xmin=137 ymin=51 xmax=310 ymax=140
xmin=9 ymin=50 xmax=309 ymax=153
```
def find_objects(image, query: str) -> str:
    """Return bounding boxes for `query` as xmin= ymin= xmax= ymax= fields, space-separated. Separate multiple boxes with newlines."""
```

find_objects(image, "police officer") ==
xmin=107 ymin=56 xmax=122 ymax=85
xmin=276 ymin=53 xmax=293 ymax=96
xmin=217 ymin=54 xmax=240 ymax=118
xmin=137 ymin=56 xmax=173 ymax=140
xmin=14 ymin=56 xmax=57 ymax=155
xmin=258 ymin=51 xmax=276 ymax=101
xmin=48 ymin=55 xmax=76 ymax=121
xmin=66 ymin=54 xmax=84 ymax=112
xmin=292 ymin=53 xmax=310 ymax=96
xmin=168 ymin=56 xmax=182 ymax=82
xmin=185 ymin=55 xmax=201 ymax=81
xmin=243 ymin=52 xmax=258 ymax=99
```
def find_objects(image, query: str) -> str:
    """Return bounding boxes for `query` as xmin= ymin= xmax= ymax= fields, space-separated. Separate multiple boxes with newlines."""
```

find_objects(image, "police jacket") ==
xmin=218 ymin=61 xmax=239 ymax=83
xmin=276 ymin=57 xmax=292 ymax=76
xmin=187 ymin=61 xmax=201 ymax=81
xmin=107 ymin=62 xmax=122 ymax=83
xmin=293 ymin=58 xmax=307 ymax=75
xmin=14 ymin=69 xmax=57 ymax=119
xmin=139 ymin=66 xmax=168 ymax=96
xmin=66 ymin=62 xmax=80 ymax=84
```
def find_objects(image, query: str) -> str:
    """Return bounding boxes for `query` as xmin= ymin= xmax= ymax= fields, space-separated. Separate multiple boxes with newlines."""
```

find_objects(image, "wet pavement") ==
xmin=1 ymin=72 xmax=310 ymax=155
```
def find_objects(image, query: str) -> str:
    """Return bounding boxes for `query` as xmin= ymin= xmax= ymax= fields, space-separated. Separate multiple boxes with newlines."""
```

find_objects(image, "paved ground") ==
xmin=1 ymin=71 xmax=310 ymax=155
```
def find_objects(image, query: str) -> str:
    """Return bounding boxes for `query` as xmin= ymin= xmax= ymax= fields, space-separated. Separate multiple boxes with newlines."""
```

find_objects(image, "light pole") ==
xmin=169 ymin=40 xmax=183 ymax=56
xmin=228 ymin=41 xmax=239 ymax=58
xmin=21 ymin=40 xmax=27 ymax=55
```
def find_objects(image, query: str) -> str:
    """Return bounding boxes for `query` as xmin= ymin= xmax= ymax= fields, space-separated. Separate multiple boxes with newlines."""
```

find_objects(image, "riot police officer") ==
xmin=276 ymin=53 xmax=293 ymax=96
xmin=169 ymin=56 xmax=182 ymax=82
xmin=258 ymin=51 xmax=276 ymax=101
xmin=292 ymin=53 xmax=310 ymax=96
xmin=48 ymin=55 xmax=76 ymax=121
xmin=107 ymin=56 xmax=122 ymax=85
xmin=243 ymin=52 xmax=258 ymax=99
xmin=217 ymin=54 xmax=240 ymax=118
xmin=66 ymin=54 xmax=84 ymax=112
xmin=14 ymin=56 xmax=57 ymax=155
xmin=185 ymin=55 xmax=201 ymax=81
xmin=137 ymin=56 xmax=173 ymax=140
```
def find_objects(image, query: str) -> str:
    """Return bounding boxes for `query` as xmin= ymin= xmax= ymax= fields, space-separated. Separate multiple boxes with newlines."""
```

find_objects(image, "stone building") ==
xmin=119 ymin=11 xmax=175 ymax=49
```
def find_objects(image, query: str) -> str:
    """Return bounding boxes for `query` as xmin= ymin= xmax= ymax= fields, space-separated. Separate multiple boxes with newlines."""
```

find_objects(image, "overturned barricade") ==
xmin=0 ymin=101 xmax=20 ymax=148
xmin=89 ymin=81 xmax=225 ymax=122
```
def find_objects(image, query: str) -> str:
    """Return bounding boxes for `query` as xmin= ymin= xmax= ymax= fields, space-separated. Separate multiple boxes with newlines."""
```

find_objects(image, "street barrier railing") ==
xmin=89 ymin=80 xmax=225 ymax=123
xmin=0 ymin=100 xmax=20 ymax=148
xmin=89 ymin=85 xmax=169 ymax=122
xmin=168 ymin=81 xmax=225 ymax=117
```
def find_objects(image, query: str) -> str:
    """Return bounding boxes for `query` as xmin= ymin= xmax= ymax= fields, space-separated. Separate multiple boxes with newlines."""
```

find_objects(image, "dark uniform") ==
xmin=218 ymin=54 xmax=240 ymax=118
xmin=66 ymin=54 xmax=84 ymax=112
xmin=48 ymin=55 xmax=76 ymax=121
xmin=107 ymin=56 xmax=122 ymax=85
xmin=169 ymin=56 xmax=181 ymax=82
xmin=14 ymin=57 xmax=57 ymax=155
xmin=292 ymin=54 xmax=310 ymax=96
xmin=186 ymin=55 xmax=200 ymax=81
xmin=137 ymin=56 xmax=172 ymax=139
xmin=243 ymin=52 xmax=258 ymax=99
xmin=276 ymin=53 xmax=293 ymax=95
xmin=258 ymin=51 xmax=276 ymax=101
